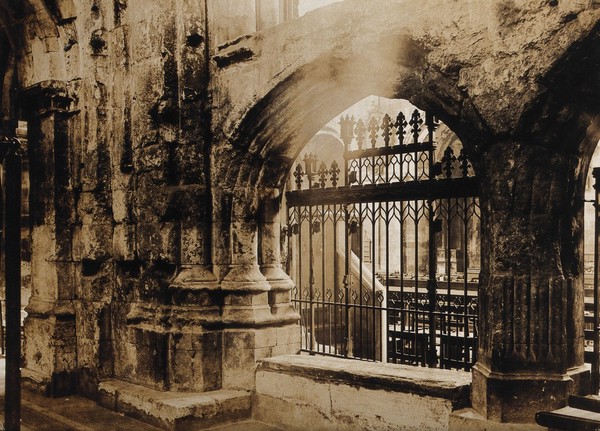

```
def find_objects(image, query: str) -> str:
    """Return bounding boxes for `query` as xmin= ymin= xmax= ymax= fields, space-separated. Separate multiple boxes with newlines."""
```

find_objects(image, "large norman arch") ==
xmin=211 ymin=0 xmax=600 ymax=423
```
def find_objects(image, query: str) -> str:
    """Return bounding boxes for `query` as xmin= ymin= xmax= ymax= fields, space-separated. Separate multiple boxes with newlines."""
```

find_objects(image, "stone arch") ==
xmin=211 ymin=0 xmax=600 ymax=421
xmin=214 ymin=41 xmax=483 ymax=306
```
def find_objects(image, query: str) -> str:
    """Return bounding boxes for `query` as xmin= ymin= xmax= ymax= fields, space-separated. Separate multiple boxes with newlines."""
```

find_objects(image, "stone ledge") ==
xmin=255 ymin=354 xmax=471 ymax=430
xmin=257 ymin=354 xmax=471 ymax=406
xmin=98 ymin=379 xmax=252 ymax=431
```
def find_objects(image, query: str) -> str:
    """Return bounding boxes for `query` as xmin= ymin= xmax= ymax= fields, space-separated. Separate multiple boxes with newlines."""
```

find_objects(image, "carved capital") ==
xmin=21 ymin=80 xmax=77 ymax=118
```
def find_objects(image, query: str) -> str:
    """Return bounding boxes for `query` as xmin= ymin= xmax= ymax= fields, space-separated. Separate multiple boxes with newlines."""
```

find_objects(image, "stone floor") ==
xmin=0 ymin=358 xmax=281 ymax=431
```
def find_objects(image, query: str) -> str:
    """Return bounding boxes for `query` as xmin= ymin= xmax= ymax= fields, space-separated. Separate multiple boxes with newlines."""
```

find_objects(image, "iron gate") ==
xmin=284 ymin=107 xmax=481 ymax=370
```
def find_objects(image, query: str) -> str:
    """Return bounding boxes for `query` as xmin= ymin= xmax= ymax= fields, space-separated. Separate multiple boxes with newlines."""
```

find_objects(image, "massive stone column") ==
xmin=21 ymin=80 xmax=79 ymax=396
xmin=109 ymin=0 xmax=224 ymax=393
xmin=472 ymin=141 xmax=587 ymax=423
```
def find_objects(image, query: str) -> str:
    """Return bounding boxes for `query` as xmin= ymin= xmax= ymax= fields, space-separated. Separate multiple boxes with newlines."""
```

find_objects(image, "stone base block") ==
xmin=471 ymin=364 xmax=590 ymax=423
xmin=449 ymin=409 xmax=546 ymax=431
xmin=22 ymin=367 xmax=77 ymax=398
xmin=254 ymin=354 xmax=471 ymax=431
xmin=222 ymin=325 xmax=300 ymax=390
xmin=98 ymin=379 xmax=252 ymax=431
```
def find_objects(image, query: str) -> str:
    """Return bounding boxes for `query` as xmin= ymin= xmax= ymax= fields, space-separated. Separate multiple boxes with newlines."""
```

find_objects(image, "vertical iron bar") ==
xmin=298 ymin=208 xmax=305 ymax=350
xmin=308 ymin=205 xmax=315 ymax=353
xmin=426 ymin=113 xmax=437 ymax=367
xmin=4 ymin=140 xmax=22 ymax=431
xmin=414 ymin=200 xmax=420 ymax=365
xmin=321 ymin=204 xmax=326 ymax=354
xmin=592 ymin=168 xmax=600 ymax=392
xmin=463 ymin=197 xmax=469 ymax=369
xmin=385 ymin=201 xmax=390 ymax=363
xmin=427 ymin=197 xmax=437 ymax=367
xmin=344 ymin=204 xmax=350 ymax=357
xmin=446 ymin=197 xmax=453 ymax=368
xmin=333 ymin=204 xmax=339 ymax=355
xmin=342 ymin=120 xmax=351 ymax=358
xmin=399 ymin=202 xmax=405 ymax=363
xmin=358 ymin=205 xmax=363 ymax=358
xmin=371 ymin=203 xmax=377 ymax=360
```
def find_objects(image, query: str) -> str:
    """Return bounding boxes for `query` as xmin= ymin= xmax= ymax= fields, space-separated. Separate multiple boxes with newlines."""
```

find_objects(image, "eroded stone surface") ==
xmin=255 ymin=355 xmax=470 ymax=430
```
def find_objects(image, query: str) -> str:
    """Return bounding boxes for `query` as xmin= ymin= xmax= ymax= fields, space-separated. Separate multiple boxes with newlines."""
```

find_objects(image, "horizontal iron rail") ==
xmin=286 ymin=177 xmax=479 ymax=207
xmin=344 ymin=142 xmax=433 ymax=160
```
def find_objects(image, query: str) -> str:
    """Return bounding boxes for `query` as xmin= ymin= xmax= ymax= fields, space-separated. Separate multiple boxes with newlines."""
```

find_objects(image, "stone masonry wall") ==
xmin=15 ymin=0 xmax=301 ymax=398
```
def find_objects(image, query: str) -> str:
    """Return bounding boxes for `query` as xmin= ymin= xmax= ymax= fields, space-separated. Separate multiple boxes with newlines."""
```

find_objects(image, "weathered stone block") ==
xmin=171 ymin=330 xmax=222 ymax=392
xmin=23 ymin=316 xmax=55 ymax=374
xmin=76 ymin=260 xmax=114 ymax=302
xmin=223 ymin=291 xmax=269 ymax=307
xmin=137 ymin=222 xmax=178 ymax=264
xmin=255 ymin=355 xmax=471 ymax=431
xmin=471 ymin=363 xmax=590 ymax=423
xmin=175 ymin=143 xmax=205 ymax=185
xmin=75 ymin=223 xmax=113 ymax=261
xmin=55 ymin=261 xmax=76 ymax=300
xmin=113 ymin=223 xmax=137 ymax=261
xmin=208 ymin=0 xmax=256 ymax=48
xmin=276 ymin=325 xmax=301 ymax=347
xmin=112 ymin=189 xmax=135 ymax=224
xmin=76 ymin=337 xmax=98 ymax=369
xmin=99 ymin=378 xmax=251 ymax=430
xmin=254 ymin=327 xmax=277 ymax=348
xmin=137 ymin=143 xmax=170 ymax=174
xmin=113 ymin=260 xmax=141 ymax=302
xmin=222 ymin=330 xmax=256 ymax=390
xmin=180 ymin=224 xmax=206 ymax=265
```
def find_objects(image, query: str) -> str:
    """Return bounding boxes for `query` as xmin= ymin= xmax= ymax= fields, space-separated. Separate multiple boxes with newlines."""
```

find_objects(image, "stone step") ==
xmin=202 ymin=420 xmax=284 ymax=431
xmin=98 ymin=379 xmax=252 ymax=431
xmin=535 ymin=395 xmax=600 ymax=430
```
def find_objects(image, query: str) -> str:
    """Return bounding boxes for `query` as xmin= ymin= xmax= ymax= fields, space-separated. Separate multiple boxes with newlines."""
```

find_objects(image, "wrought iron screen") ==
xmin=284 ymin=107 xmax=481 ymax=370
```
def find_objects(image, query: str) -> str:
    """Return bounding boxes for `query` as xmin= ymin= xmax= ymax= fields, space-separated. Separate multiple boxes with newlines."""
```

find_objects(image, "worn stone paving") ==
xmin=0 ymin=391 xmax=162 ymax=431
xmin=0 ymin=356 xmax=281 ymax=431
xmin=0 ymin=390 xmax=281 ymax=431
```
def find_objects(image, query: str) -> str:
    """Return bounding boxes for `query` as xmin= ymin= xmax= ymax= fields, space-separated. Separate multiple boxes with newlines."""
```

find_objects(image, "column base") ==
xmin=22 ymin=367 xmax=78 ymax=398
xmin=449 ymin=408 xmax=546 ymax=431
xmin=471 ymin=363 xmax=590 ymax=423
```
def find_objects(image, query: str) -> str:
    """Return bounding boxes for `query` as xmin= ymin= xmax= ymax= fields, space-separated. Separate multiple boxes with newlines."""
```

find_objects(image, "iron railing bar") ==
xmin=285 ymin=177 xmax=479 ymax=207
xmin=344 ymin=204 xmax=350 ymax=358
xmin=333 ymin=204 xmax=338 ymax=356
xmin=414 ymin=200 xmax=420 ymax=364
xmin=320 ymin=203 xmax=326 ymax=354
xmin=593 ymin=168 xmax=600 ymax=392
xmin=385 ymin=201 xmax=390 ymax=363
xmin=371 ymin=203 xmax=377 ymax=360
xmin=463 ymin=197 xmax=470 ymax=368
xmin=308 ymin=206 xmax=315 ymax=353
xmin=344 ymin=142 xmax=432 ymax=161
xmin=399 ymin=202 xmax=405 ymax=363
xmin=446 ymin=198 xmax=452 ymax=367
xmin=358 ymin=203 xmax=364 ymax=359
